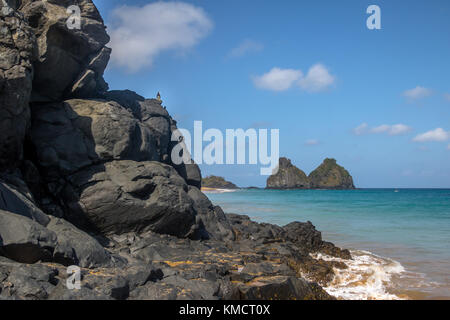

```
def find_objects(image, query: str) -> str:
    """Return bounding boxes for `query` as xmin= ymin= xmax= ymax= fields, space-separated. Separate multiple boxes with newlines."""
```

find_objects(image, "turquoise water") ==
xmin=206 ymin=189 xmax=450 ymax=299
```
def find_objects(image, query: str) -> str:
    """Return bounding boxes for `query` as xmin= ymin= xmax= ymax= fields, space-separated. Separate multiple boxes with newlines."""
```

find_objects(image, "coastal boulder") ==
xmin=0 ymin=5 xmax=36 ymax=171
xmin=19 ymin=0 xmax=110 ymax=101
xmin=47 ymin=217 xmax=112 ymax=268
xmin=283 ymin=221 xmax=323 ymax=252
xmin=60 ymin=160 xmax=200 ymax=237
xmin=0 ymin=209 xmax=57 ymax=264
xmin=30 ymin=99 xmax=160 ymax=176
xmin=238 ymin=276 xmax=333 ymax=300
xmin=266 ymin=158 xmax=310 ymax=189
xmin=309 ymin=158 xmax=355 ymax=189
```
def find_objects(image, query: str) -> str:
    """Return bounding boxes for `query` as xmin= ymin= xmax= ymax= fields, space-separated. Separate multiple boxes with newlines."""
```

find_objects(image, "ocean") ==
xmin=205 ymin=188 xmax=450 ymax=300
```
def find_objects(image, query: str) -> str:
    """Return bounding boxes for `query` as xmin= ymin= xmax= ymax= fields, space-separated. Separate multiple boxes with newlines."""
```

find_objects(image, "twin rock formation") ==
xmin=0 ymin=0 xmax=352 ymax=300
xmin=267 ymin=158 xmax=355 ymax=190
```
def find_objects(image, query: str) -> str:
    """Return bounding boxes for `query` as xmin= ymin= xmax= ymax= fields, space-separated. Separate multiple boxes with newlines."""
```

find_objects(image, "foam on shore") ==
xmin=201 ymin=188 xmax=238 ymax=194
xmin=311 ymin=250 xmax=408 ymax=300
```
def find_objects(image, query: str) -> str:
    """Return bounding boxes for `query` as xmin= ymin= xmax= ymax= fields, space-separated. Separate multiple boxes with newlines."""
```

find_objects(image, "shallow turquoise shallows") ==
xmin=206 ymin=189 xmax=450 ymax=299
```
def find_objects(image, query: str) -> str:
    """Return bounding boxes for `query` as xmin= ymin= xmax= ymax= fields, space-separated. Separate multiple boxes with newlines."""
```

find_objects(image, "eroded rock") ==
xmin=0 ymin=4 xmax=36 ymax=171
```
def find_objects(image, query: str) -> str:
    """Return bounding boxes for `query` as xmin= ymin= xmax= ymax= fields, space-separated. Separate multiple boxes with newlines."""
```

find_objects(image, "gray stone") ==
xmin=0 ymin=6 xmax=36 ymax=171
xmin=0 ymin=180 xmax=49 ymax=226
xmin=19 ymin=0 xmax=110 ymax=100
xmin=0 ymin=209 xmax=57 ymax=263
xmin=47 ymin=217 xmax=112 ymax=268
xmin=30 ymin=99 xmax=160 ymax=175
xmin=64 ymin=160 xmax=199 ymax=237
xmin=3 ymin=264 xmax=58 ymax=300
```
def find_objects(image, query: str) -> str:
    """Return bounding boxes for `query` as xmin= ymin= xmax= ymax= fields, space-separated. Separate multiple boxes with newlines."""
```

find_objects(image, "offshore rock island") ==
xmin=0 ymin=0 xmax=352 ymax=300
xmin=202 ymin=176 xmax=239 ymax=190
xmin=267 ymin=157 xmax=355 ymax=190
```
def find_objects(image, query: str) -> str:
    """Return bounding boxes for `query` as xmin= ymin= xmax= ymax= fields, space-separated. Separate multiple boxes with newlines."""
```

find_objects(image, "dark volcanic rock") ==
xmin=0 ymin=5 xmax=36 ymax=171
xmin=238 ymin=276 xmax=331 ymax=300
xmin=0 ymin=1 xmax=354 ymax=301
xmin=2 ymin=263 xmax=58 ymax=300
xmin=0 ymin=209 xmax=57 ymax=263
xmin=266 ymin=157 xmax=310 ymax=189
xmin=30 ymin=99 xmax=161 ymax=174
xmin=20 ymin=0 xmax=110 ymax=101
xmin=202 ymin=175 xmax=239 ymax=189
xmin=47 ymin=217 xmax=112 ymax=268
xmin=0 ymin=180 xmax=50 ymax=226
xmin=309 ymin=158 xmax=355 ymax=189
xmin=62 ymin=160 xmax=199 ymax=237
xmin=28 ymin=95 xmax=216 ymax=239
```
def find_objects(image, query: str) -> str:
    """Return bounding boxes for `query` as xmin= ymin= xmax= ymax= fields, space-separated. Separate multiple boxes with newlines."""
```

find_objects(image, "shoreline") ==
xmin=205 ymin=188 xmax=450 ymax=300
xmin=201 ymin=187 xmax=239 ymax=193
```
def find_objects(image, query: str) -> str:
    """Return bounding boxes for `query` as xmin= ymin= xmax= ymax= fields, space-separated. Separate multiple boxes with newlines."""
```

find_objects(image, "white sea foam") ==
xmin=202 ymin=188 xmax=238 ymax=194
xmin=311 ymin=250 xmax=408 ymax=300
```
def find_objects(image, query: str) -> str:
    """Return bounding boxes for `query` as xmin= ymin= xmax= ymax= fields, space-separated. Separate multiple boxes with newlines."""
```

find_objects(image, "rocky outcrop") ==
xmin=19 ymin=0 xmax=110 ymax=101
xmin=202 ymin=175 xmax=239 ymax=189
xmin=309 ymin=158 xmax=355 ymax=190
xmin=0 ymin=4 xmax=36 ymax=171
xmin=0 ymin=0 xmax=354 ymax=301
xmin=266 ymin=157 xmax=355 ymax=190
xmin=0 ymin=212 xmax=350 ymax=300
xmin=28 ymin=97 xmax=213 ymax=239
xmin=266 ymin=157 xmax=310 ymax=189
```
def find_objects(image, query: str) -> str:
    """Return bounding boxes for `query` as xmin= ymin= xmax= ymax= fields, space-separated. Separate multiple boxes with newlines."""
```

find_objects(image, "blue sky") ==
xmin=93 ymin=0 xmax=450 ymax=188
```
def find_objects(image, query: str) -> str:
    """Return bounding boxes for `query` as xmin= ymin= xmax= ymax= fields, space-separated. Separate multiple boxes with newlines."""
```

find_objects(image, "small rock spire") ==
xmin=156 ymin=92 xmax=161 ymax=102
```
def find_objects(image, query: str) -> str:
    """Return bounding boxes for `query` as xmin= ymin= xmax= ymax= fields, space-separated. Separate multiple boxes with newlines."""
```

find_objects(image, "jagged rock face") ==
xmin=19 ymin=0 xmax=110 ymax=101
xmin=0 ymin=4 xmax=36 ymax=171
xmin=202 ymin=176 xmax=238 ymax=189
xmin=266 ymin=157 xmax=310 ymax=189
xmin=309 ymin=158 xmax=355 ymax=190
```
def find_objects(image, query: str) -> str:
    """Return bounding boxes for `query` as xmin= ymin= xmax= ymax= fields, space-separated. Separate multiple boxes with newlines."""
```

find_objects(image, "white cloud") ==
xmin=305 ymin=139 xmax=320 ymax=146
xmin=353 ymin=123 xmax=368 ymax=136
xmin=253 ymin=63 xmax=335 ymax=92
xmin=354 ymin=123 xmax=411 ymax=136
xmin=229 ymin=39 xmax=263 ymax=58
xmin=252 ymin=67 xmax=302 ymax=91
xmin=298 ymin=64 xmax=335 ymax=92
xmin=413 ymin=128 xmax=449 ymax=142
xmin=371 ymin=124 xmax=412 ymax=135
xmin=403 ymin=86 xmax=432 ymax=101
xmin=109 ymin=2 xmax=213 ymax=72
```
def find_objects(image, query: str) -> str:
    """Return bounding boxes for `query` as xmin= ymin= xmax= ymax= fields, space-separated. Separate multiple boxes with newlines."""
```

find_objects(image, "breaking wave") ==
xmin=312 ymin=250 xmax=408 ymax=300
